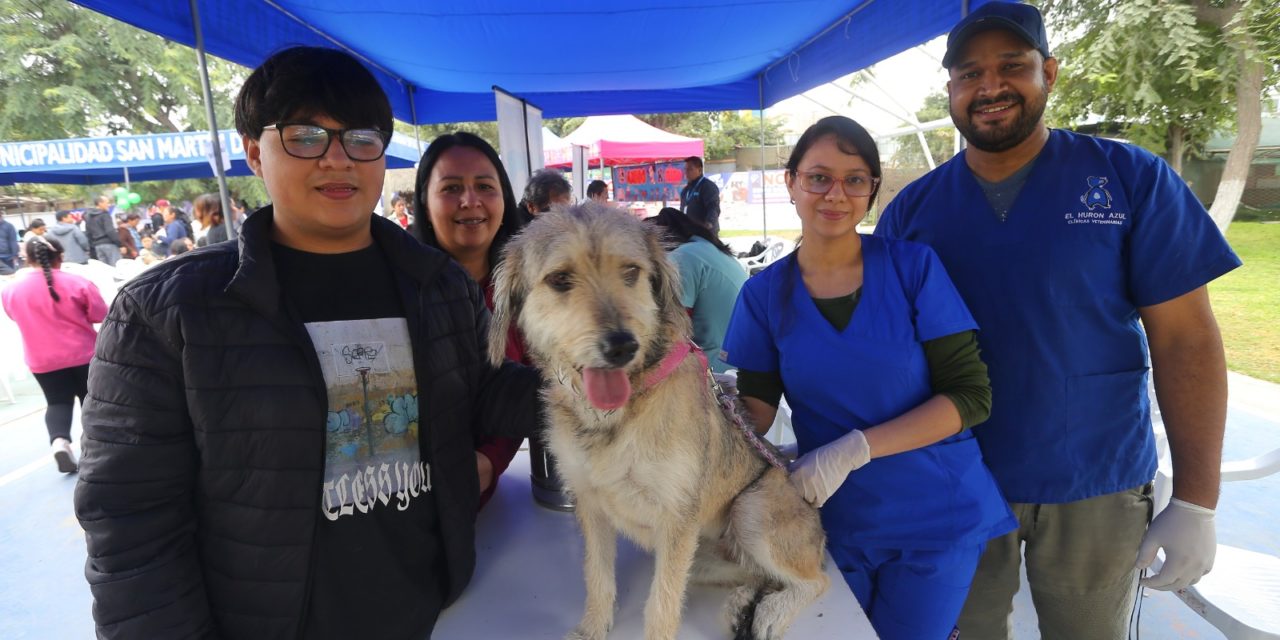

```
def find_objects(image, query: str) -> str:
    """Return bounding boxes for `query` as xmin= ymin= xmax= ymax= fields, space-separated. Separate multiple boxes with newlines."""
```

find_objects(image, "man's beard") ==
xmin=952 ymin=87 xmax=1048 ymax=153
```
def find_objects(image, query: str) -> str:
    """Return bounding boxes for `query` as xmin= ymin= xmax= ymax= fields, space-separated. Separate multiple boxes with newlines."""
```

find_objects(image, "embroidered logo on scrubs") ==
xmin=1080 ymin=176 xmax=1113 ymax=210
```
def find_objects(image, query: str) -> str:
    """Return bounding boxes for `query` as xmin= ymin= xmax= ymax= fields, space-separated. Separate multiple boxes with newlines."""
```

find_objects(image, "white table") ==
xmin=435 ymin=453 xmax=876 ymax=639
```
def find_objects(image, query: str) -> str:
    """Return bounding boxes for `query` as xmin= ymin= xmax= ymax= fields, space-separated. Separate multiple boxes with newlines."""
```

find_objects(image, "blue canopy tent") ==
xmin=69 ymin=0 xmax=993 ymax=124
xmin=0 ymin=130 xmax=423 ymax=186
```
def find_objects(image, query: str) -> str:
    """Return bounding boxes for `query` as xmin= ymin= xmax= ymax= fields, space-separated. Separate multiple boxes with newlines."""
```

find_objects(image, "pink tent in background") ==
xmin=542 ymin=127 xmax=573 ymax=167
xmin=544 ymin=115 xmax=703 ymax=168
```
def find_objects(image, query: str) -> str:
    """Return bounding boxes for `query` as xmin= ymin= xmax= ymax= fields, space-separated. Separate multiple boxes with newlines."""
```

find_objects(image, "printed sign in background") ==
xmin=611 ymin=162 xmax=791 ymax=207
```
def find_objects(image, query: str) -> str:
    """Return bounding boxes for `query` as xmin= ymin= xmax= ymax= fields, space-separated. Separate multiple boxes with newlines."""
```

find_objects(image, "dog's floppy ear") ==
xmin=488 ymin=240 xmax=526 ymax=367
xmin=643 ymin=223 xmax=686 ymax=329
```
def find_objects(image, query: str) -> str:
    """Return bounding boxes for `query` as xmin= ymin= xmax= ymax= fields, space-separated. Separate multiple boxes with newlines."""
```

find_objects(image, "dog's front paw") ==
xmin=564 ymin=626 xmax=607 ymax=640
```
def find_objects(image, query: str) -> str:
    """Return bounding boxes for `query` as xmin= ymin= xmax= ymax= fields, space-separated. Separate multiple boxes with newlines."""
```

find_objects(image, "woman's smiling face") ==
xmin=424 ymin=145 xmax=504 ymax=259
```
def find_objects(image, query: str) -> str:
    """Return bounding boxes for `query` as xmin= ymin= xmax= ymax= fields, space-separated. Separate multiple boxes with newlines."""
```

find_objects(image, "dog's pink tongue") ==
xmin=582 ymin=367 xmax=631 ymax=410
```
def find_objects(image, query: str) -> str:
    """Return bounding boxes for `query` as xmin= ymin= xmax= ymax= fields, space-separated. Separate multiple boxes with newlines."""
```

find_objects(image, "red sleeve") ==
xmin=476 ymin=435 xmax=523 ymax=509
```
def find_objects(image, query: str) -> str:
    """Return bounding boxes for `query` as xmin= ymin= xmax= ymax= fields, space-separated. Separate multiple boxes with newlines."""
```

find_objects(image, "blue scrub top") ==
xmin=877 ymin=129 xmax=1242 ymax=504
xmin=724 ymin=235 xmax=1016 ymax=550
xmin=670 ymin=236 xmax=748 ymax=372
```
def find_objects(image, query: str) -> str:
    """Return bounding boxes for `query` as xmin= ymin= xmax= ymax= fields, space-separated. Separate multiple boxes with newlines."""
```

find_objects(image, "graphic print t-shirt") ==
xmin=273 ymin=242 xmax=444 ymax=639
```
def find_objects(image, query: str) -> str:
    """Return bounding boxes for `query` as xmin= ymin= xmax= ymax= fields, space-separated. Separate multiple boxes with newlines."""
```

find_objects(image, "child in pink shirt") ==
xmin=2 ymin=236 xmax=108 ymax=472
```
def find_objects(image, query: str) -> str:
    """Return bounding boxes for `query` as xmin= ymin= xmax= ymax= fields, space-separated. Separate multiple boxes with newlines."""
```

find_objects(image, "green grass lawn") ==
xmin=1213 ymin=221 xmax=1280 ymax=383
xmin=723 ymin=221 xmax=1280 ymax=383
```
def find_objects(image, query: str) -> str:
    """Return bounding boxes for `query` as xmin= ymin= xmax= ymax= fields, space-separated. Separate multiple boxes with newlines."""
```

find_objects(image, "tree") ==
xmin=1041 ymin=0 xmax=1280 ymax=230
xmin=888 ymin=92 xmax=956 ymax=169
xmin=0 ymin=0 xmax=244 ymax=140
xmin=636 ymin=111 xmax=786 ymax=161
xmin=0 ymin=0 xmax=258 ymax=205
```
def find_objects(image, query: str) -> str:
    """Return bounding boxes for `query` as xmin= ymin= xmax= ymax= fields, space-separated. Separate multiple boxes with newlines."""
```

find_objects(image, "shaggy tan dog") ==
xmin=488 ymin=204 xmax=829 ymax=640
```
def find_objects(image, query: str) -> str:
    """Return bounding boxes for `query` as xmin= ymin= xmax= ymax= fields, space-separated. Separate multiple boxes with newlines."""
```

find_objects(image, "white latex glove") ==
xmin=788 ymin=429 xmax=870 ymax=508
xmin=1135 ymin=498 xmax=1216 ymax=591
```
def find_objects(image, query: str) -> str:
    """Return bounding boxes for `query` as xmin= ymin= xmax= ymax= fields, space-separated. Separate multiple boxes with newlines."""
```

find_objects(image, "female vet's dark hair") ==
xmin=25 ymin=236 xmax=64 ymax=303
xmin=647 ymin=207 xmax=734 ymax=257
xmin=785 ymin=115 xmax=883 ymax=208
xmin=412 ymin=132 xmax=523 ymax=273
xmin=234 ymin=46 xmax=393 ymax=140
xmin=522 ymin=169 xmax=573 ymax=214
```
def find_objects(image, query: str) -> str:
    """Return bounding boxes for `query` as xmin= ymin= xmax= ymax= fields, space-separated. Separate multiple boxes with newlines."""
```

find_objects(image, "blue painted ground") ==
xmin=0 ymin=370 xmax=1274 ymax=639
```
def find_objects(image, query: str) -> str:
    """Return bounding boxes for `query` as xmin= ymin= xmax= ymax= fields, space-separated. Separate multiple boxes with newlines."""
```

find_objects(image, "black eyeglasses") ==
xmin=263 ymin=123 xmax=391 ymax=162
xmin=793 ymin=171 xmax=880 ymax=197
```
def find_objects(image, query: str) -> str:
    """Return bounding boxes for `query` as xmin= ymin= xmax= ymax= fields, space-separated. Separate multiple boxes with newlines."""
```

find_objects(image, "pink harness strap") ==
xmin=640 ymin=339 xmax=707 ymax=389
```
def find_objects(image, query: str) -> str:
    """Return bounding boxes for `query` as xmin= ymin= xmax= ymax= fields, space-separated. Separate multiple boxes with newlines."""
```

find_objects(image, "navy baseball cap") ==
xmin=942 ymin=1 xmax=1051 ymax=68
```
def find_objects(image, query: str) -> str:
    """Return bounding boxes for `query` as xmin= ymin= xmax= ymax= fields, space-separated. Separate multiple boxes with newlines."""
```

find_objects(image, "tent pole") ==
xmin=189 ymin=0 xmax=236 ymax=241
xmin=759 ymin=76 xmax=768 ymax=241
xmin=409 ymin=86 xmax=423 ymax=159
xmin=123 ymin=166 xmax=131 ymax=191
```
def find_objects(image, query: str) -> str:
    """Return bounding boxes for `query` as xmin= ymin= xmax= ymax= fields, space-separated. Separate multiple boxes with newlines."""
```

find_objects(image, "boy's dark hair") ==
xmin=586 ymin=180 xmax=608 ymax=198
xmin=684 ymin=156 xmax=703 ymax=169
xmin=55 ymin=211 xmax=74 ymax=222
xmin=522 ymin=169 xmax=573 ymax=214
xmin=234 ymin=46 xmax=393 ymax=140
xmin=412 ymin=132 xmax=523 ymax=272
xmin=28 ymin=218 xmax=46 ymax=230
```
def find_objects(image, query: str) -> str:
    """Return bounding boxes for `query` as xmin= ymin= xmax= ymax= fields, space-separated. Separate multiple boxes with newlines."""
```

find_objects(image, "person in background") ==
xmin=161 ymin=203 xmax=189 ymax=256
xmin=150 ymin=199 xmax=169 ymax=232
xmin=875 ymin=4 xmax=1241 ymax=637
xmin=724 ymin=115 xmax=1014 ymax=640
xmin=167 ymin=236 xmax=194 ymax=256
xmin=0 ymin=214 xmax=18 ymax=275
xmin=84 ymin=193 xmax=121 ymax=266
xmin=193 ymin=194 xmax=229 ymax=247
xmin=518 ymin=168 xmax=572 ymax=224
xmin=680 ymin=155 xmax=721 ymax=234
xmin=19 ymin=218 xmax=48 ymax=265
xmin=389 ymin=192 xmax=413 ymax=230
xmin=413 ymin=131 xmax=529 ymax=509
xmin=645 ymin=207 xmax=746 ymax=373
xmin=2 ymin=237 xmax=108 ymax=473
xmin=48 ymin=211 xmax=90 ymax=265
xmin=117 ymin=213 xmax=141 ymax=260
xmin=586 ymin=179 xmax=609 ymax=203
xmin=74 ymin=46 xmax=541 ymax=640
xmin=136 ymin=234 xmax=163 ymax=265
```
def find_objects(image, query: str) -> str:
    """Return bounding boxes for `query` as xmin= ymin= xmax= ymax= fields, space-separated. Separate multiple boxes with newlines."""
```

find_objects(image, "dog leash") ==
xmin=644 ymin=340 xmax=786 ymax=471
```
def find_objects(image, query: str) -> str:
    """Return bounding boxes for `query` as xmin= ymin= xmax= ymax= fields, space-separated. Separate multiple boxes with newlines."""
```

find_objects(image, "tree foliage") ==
xmin=0 ymin=0 xmax=265 ymax=205
xmin=638 ymin=111 xmax=786 ymax=161
xmin=1040 ymin=0 xmax=1238 ymax=171
xmin=1039 ymin=0 xmax=1279 ymax=228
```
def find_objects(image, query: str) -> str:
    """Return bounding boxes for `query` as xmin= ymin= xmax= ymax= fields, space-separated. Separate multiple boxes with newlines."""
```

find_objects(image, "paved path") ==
xmin=0 ymin=370 xmax=1274 ymax=638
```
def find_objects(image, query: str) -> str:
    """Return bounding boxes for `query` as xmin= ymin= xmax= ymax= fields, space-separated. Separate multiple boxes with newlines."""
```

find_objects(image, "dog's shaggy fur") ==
xmin=489 ymin=204 xmax=829 ymax=640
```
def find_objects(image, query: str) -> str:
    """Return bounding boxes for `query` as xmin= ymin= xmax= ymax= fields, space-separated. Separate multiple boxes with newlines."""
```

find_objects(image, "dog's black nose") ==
xmin=600 ymin=331 xmax=639 ymax=367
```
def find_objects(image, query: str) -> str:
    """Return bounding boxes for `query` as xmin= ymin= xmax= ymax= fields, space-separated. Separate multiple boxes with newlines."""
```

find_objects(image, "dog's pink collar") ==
xmin=641 ymin=339 xmax=708 ymax=390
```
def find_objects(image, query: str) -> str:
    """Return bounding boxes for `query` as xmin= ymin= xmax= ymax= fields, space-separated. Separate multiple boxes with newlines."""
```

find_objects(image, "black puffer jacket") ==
xmin=74 ymin=208 xmax=540 ymax=639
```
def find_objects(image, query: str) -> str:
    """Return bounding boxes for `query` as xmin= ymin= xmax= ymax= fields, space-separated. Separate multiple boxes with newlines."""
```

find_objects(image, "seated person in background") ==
xmin=645 ymin=207 xmax=747 ymax=373
xmin=167 ymin=236 xmax=194 ymax=256
xmin=74 ymin=45 xmax=541 ymax=640
xmin=586 ymin=179 xmax=609 ymax=203
xmin=136 ymin=234 xmax=163 ymax=265
xmin=517 ymin=168 xmax=572 ymax=224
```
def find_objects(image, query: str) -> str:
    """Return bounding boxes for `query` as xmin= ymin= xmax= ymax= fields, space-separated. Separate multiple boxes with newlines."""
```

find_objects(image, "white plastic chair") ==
xmin=1153 ymin=426 xmax=1280 ymax=639
xmin=738 ymin=237 xmax=792 ymax=275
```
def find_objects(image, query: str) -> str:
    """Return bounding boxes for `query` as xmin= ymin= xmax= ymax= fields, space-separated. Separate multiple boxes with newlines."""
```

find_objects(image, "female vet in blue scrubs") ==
xmin=724 ymin=116 xmax=1016 ymax=640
